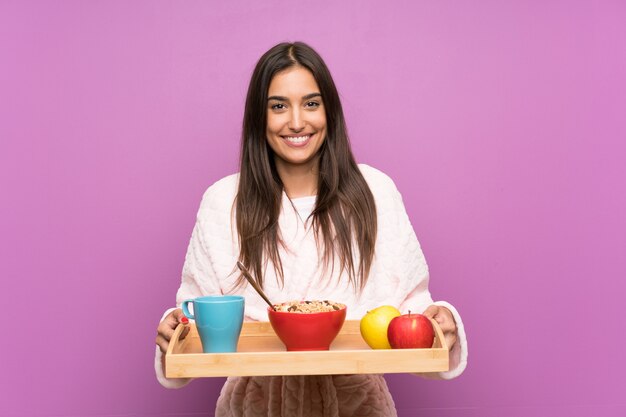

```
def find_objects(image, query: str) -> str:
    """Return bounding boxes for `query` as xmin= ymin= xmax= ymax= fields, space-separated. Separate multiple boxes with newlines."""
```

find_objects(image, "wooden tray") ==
xmin=165 ymin=319 xmax=449 ymax=378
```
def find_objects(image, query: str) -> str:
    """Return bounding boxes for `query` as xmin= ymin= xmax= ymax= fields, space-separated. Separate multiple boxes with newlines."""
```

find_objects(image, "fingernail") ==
xmin=181 ymin=317 xmax=189 ymax=324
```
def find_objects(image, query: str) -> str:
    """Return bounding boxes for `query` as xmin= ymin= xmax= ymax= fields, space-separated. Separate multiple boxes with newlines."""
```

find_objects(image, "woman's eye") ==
xmin=271 ymin=103 xmax=286 ymax=110
xmin=305 ymin=101 xmax=320 ymax=108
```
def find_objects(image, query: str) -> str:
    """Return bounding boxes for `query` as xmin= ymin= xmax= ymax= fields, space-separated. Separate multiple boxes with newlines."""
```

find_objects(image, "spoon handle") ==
xmin=237 ymin=261 xmax=277 ymax=311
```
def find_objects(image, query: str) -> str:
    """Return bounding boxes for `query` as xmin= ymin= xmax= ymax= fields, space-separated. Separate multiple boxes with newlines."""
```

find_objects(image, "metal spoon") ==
xmin=236 ymin=261 xmax=277 ymax=311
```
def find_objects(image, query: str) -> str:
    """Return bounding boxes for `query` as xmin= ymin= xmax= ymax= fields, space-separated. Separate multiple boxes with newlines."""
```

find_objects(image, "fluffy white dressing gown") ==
xmin=155 ymin=164 xmax=468 ymax=416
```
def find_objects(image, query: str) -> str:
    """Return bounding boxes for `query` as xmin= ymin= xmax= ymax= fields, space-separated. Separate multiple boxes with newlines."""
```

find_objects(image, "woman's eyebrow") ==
xmin=267 ymin=92 xmax=322 ymax=101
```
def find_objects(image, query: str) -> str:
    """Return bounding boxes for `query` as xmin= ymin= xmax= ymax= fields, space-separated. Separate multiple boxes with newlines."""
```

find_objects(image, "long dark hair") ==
xmin=235 ymin=41 xmax=377 ymax=291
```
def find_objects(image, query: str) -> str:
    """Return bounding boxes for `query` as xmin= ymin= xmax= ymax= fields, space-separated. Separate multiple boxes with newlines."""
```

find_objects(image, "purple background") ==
xmin=1 ymin=1 xmax=625 ymax=416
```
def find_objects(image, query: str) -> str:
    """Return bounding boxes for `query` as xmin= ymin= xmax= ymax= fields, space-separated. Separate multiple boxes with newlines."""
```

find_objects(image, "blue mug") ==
xmin=182 ymin=295 xmax=245 ymax=353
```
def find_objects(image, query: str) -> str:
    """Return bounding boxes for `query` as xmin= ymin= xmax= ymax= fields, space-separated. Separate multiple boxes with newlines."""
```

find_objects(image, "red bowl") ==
xmin=268 ymin=306 xmax=347 ymax=351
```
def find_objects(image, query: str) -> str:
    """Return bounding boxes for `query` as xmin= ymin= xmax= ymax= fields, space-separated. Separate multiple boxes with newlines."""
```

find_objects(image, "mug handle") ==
xmin=182 ymin=300 xmax=195 ymax=320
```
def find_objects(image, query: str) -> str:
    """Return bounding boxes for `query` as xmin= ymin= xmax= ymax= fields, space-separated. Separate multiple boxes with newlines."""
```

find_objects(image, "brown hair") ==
xmin=236 ymin=41 xmax=377 ymax=291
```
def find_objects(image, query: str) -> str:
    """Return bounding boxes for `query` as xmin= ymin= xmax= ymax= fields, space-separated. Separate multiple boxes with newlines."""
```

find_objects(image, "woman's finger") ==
xmin=180 ymin=324 xmax=190 ymax=340
xmin=157 ymin=310 xmax=188 ymax=340
xmin=422 ymin=305 xmax=439 ymax=319
xmin=173 ymin=308 xmax=188 ymax=322
xmin=426 ymin=306 xmax=457 ymax=350
xmin=155 ymin=334 xmax=169 ymax=353
xmin=157 ymin=322 xmax=176 ymax=342
xmin=438 ymin=316 xmax=456 ymax=333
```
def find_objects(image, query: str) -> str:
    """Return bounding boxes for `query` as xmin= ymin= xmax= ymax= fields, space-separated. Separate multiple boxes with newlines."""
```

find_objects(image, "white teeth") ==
xmin=284 ymin=135 xmax=310 ymax=144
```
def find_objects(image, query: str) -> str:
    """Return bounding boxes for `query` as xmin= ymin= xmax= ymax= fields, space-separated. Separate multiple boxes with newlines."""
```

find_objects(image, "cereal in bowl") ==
xmin=273 ymin=300 xmax=346 ymax=313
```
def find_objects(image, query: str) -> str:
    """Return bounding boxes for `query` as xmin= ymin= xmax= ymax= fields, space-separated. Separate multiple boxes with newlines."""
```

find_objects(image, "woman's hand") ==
xmin=155 ymin=308 xmax=190 ymax=354
xmin=423 ymin=305 xmax=457 ymax=351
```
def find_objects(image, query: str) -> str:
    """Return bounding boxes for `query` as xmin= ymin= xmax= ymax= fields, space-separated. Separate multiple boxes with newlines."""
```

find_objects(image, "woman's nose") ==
xmin=288 ymin=109 xmax=304 ymax=132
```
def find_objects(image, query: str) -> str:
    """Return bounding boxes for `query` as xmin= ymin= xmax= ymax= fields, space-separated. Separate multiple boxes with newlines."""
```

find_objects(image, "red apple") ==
xmin=387 ymin=312 xmax=435 ymax=349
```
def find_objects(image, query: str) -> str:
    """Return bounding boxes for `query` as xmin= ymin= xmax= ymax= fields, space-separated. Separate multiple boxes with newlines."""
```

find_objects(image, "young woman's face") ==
xmin=266 ymin=66 xmax=327 ymax=172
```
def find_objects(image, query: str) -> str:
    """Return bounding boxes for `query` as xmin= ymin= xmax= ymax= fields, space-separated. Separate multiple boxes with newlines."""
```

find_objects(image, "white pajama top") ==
xmin=155 ymin=164 xmax=468 ymax=417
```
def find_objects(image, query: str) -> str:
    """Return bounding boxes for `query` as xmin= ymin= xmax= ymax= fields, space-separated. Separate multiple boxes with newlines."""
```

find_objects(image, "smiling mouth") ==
xmin=281 ymin=134 xmax=313 ymax=145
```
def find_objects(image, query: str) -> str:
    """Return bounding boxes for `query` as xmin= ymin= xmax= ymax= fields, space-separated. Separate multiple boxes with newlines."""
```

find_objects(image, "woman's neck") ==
xmin=275 ymin=157 xmax=319 ymax=198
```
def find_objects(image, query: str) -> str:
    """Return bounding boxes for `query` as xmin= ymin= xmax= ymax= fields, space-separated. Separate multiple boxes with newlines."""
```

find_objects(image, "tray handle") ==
xmin=430 ymin=318 xmax=448 ymax=350
xmin=166 ymin=323 xmax=186 ymax=357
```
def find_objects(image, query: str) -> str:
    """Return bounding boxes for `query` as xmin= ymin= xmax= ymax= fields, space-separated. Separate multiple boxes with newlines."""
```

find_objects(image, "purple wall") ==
xmin=1 ymin=1 xmax=625 ymax=416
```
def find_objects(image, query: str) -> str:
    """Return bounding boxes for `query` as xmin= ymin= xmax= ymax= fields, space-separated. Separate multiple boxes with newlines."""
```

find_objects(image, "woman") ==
xmin=155 ymin=41 xmax=468 ymax=417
